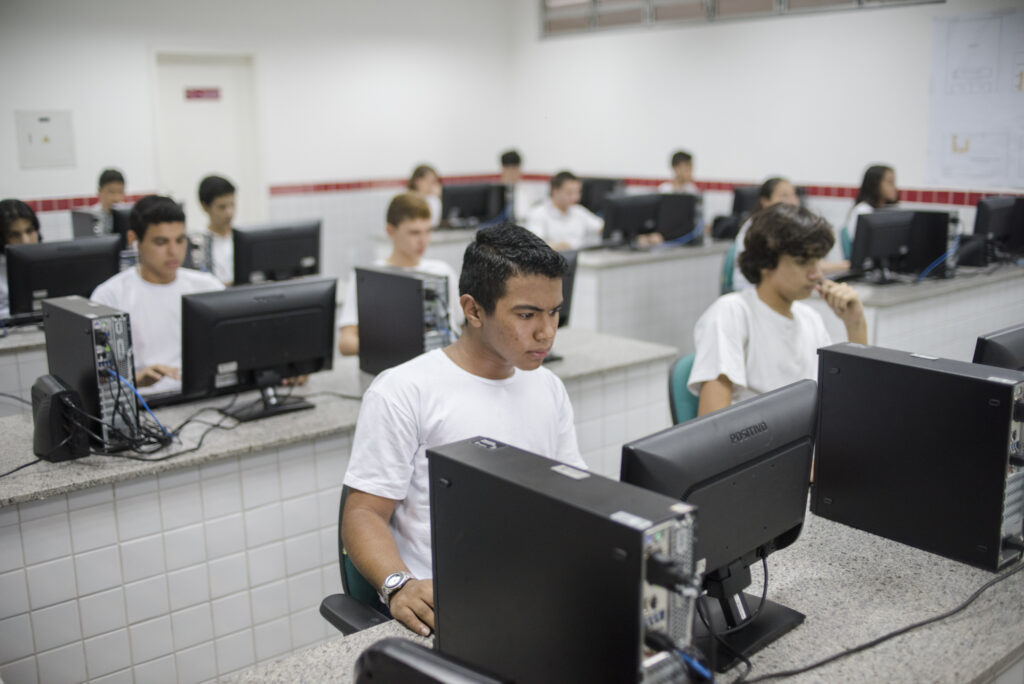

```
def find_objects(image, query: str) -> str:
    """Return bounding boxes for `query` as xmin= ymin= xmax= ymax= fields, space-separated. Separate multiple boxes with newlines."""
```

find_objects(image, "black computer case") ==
xmin=812 ymin=343 xmax=1024 ymax=571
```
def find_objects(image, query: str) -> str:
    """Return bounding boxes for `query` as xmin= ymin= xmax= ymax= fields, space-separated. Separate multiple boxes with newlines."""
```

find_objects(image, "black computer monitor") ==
xmin=974 ymin=196 xmax=1024 ymax=255
xmin=973 ymin=322 xmax=1024 ymax=371
xmin=232 ymin=219 xmax=322 ymax=285
xmin=603 ymin=194 xmax=699 ymax=244
xmin=621 ymin=380 xmax=817 ymax=672
xmin=6 ymin=236 xmax=121 ymax=315
xmin=731 ymin=185 xmax=760 ymax=217
xmin=440 ymin=184 xmax=505 ymax=227
xmin=71 ymin=210 xmax=103 ymax=239
xmin=849 ymin=210 xmax=949 ymax=283
xmin=558 ymin=249 xmax=578 ymax=329
xmin=111 ymin=207 xmax=133 ymax=250
xmin=579 ymin=177 xmax=624 ymax=215
xmin=180 ymin=277 xmax=336 ymax=422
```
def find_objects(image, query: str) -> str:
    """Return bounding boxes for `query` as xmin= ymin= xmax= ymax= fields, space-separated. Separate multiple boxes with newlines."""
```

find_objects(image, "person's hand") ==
xmin=135 ymin=364 xmax=180 ymax=387
xmin=815 ymin=280 xmax=862 ymax=326
xmin=636 ymin=232 xmax=664 ymax=247
xmin=389 ymin=579 xmax=434 ymax=636
xmin=282 ymin=375 xmax=309 ymax=387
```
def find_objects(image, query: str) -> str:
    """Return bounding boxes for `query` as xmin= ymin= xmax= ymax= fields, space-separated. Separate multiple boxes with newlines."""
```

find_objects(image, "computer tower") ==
xmin=42 ymin=296 xmax=139 ymax=450
xmin=812 ymin=343 xmax=1024 ymax=571
xmin=356 ymin=266 xmax=453 ymax=375
xmin=428 ymin=437 xmax=697 ymax=684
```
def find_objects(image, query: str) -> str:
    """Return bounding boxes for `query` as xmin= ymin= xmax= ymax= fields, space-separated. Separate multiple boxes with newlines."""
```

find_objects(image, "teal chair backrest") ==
xmin=668 ymin=354 xmax=699 ymax=425
xmin=840 ymin=226 xmax=852 ymax=260
xmin=721 ymin=242 xmax=737 ymax=295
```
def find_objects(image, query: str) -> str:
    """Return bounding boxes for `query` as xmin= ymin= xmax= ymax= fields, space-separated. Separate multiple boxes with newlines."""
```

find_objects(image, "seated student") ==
xmin=845 ymin=164 xmax=898 ymax=250
xmin=658 ymin=150 xmax=699 ymax=195
xmin=0 ymin=199 xmax=42 ymax=318
xmin=91 ymin=196 xmax=224 ymax=395
xmin=525 ymin=170 xmax=603 ymax=251
xmin=338 ymin=193 xmax=461 ymax=356
xmin=732 ymin=177 xmax=850 ymax=289
xmin=198 ymin=175 xmax=237 ymax=284
xmin=690 ymin=203 xmax=867 ymax=416
xmin=408 ymin=165 xmax=443 ymax=226
xmin=497 ymin=149 xmax=543 ymax=223
xmin=341 ymin=223 xmax=587 ymax=635
xmin=90 ymin=168 xmax=127 ymax=234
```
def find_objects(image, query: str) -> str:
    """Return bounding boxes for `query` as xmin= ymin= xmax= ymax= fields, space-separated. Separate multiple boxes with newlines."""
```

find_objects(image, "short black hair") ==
xmin=738 ymin=204 xmax=835 ymax=285
xmin=670 ymin=150 xmax=693 ymax=167
xmin=198 ymin=175 xmax=236 ymax=207
xmin=0 ymin=199 xmax=41 ymax=253
xmin=130 ymin=195 xmax=186 ymax=241
xmin=500 ymin=150 xmax=522 ymax=167
xmin=460 ymin=222 xmax=568 ymax=314
xmin=98 ymin=168 xmax=125 ymax=188
xmin=550 ymin=170 xmax=579 ymax=191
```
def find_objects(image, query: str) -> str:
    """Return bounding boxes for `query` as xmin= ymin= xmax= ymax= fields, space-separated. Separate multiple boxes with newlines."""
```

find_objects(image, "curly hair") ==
xmin=738 ymin=204 xmax=835 ymax=285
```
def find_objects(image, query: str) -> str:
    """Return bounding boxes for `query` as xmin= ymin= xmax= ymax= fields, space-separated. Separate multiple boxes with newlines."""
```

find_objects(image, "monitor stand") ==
xmin=223 ymin=385 xmax=314 ymax=423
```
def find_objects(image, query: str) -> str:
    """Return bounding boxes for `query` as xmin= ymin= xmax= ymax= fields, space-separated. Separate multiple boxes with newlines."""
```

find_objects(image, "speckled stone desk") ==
xmin=0 ymin=326 xmax=46 ymax=420
xmin=572 ymin=241 xmax=733 ymax=354
xmin=805 ymin=265 xmax=1024 ymax=362
xmin=0 ymin=328 xmax=675 ymax=684
xmin=229 ymin=510 xmax=1024 ymax=684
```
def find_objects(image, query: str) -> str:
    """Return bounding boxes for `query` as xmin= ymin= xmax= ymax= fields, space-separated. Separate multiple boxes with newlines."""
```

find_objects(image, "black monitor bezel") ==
xmin=6 ymin=236 xmax=121 ymax=315
xmin=231 ymin=219 xmax=322 ymax=285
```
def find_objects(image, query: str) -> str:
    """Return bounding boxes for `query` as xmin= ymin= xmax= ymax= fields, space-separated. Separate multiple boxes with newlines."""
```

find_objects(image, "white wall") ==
xmin=506 ymin=0 xmax=1023 ymax=190
xmin=0 ymin=0 xmax=513 ymax=201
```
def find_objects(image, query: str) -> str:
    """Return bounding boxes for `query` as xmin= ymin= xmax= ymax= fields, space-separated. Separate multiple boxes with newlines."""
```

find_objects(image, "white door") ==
xmin=154 ymin=53 xmax=265 ymax=233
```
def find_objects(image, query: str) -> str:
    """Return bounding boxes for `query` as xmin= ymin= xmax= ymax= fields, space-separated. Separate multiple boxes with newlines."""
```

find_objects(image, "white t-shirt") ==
xmin=525 ymin=201 xmax=604 ymax=250
xmin=845 ymin=202 xmax=874 ymax=244
xmin=0 ymin=256 xmax=8 ymax=318
xmin=510 ymin=183 xmax=544 ymax=224
xmin=658 ymin=181 xmax=699 ymax=195
xmin=338 ymin=258 xmax=462 ymax=334
xmin=688 ymin=287 xmax=834 ymax=405
xmin=90 ymin=267 xmax=225 ymax=395
xmin=207 ymin=230 xmax=234 ymax=284
xmin=343 ymin=348 xmax=586 ymax=579
xmin=425 ymin=194 xmax=442 ymax=226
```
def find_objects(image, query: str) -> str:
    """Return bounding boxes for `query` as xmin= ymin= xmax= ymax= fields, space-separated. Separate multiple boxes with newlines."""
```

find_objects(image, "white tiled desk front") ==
xmin=0 ymin=328 xmax=47 ymax=420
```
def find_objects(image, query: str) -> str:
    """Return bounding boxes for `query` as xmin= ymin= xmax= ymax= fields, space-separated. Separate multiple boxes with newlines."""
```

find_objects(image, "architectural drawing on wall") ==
xmin=929 ymin=10 xmax=1024 ymax=190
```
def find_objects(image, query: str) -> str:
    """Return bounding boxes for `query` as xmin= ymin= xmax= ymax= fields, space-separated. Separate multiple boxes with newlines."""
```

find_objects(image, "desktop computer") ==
xmin=41 ymin=296 xmax=139 ymax=450
xmin=813 ymin=343 xmax=1024 ymax=571
xmin=355 ymin=266 xmax=455 ymax=375
xmin=428 ymin=437 xmax=697 ymax=684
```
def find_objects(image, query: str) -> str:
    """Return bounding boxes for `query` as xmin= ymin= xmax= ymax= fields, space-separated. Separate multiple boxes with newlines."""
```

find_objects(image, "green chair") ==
xmin=721 ymin=242 xmax=738 ymax=295
xmin=840 ymin=226 xmax=852 ymax=260
xmin=319 ymin=486 xmax=391 ymax=635
xmin=668 ymin=354 xmax=699 ymax=425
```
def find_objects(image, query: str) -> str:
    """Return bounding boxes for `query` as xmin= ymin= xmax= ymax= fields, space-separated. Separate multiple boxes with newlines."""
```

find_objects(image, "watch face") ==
xmin=385 ymin=573 xmax=404 ymax=589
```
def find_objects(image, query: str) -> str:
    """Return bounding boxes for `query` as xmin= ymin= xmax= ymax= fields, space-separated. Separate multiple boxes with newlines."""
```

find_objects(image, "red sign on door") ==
xmin=185 ymin=87 xmax=221 ymax=101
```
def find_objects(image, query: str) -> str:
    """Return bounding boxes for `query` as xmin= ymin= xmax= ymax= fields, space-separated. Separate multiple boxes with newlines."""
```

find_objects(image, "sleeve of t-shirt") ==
xmin=443 ymin=263 xmax=463 ymax=334
xmin=343 ymin=384 xmax=420 ymax=501
xmin=525 ymin=206 xmax=548 ymax=242
xmin=551 ymin=375 xmax=587 ymax=470
xmin=581 ymin=206 xmax=604 ymax=235
xmin=338 ymin=271 xmax=358 ymax=328
xmin=688 ymin=297 xmax=750 ymax=397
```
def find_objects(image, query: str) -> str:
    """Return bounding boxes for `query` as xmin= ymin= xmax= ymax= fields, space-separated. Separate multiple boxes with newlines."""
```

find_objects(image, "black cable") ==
xmin=0 ymin=391 xmax=31 ymax=406
xmin=697 ymin=599 xmax=753 ymax=681
xmin=0 ymin=458 xmax=42 ymax=478
xmin=698 ymin=556 xmax=769 ymax=637
xmin=743 ymin=559 xmax=1024 ymax=682
xmin=0 ymin=432 xmax=79 ymax=479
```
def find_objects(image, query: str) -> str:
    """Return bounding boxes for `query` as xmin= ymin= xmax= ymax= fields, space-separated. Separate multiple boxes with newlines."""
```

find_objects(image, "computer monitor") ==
xmin=232 ymin=219 xmax=322 ymax=285
xmin=602 ymin=194 xmax=699 ymax=244
xmin=731 ymin=185 xmax=760 ymax=217
xmin=558 ymin=249 xmax=578 ymax=329
xmin=579 ymin=177 xmax=624 ymax=216
xmin=71 ymin=210 xmax=103 ymax=239
xmin=180 ymin=277 xmax=336 ymax=422
xmin=974 ymin=196 xmax=1024 ymax=255
xmin=973 ymin=322 xmax=1024 ymax=371
xmin=440 ymin=184 xmax=505 ymax=227
xmin=621 ymin=379 xmax=817 ymax=671
xmin=849 ymin=210 xmax=949 ymax=283
xmin=6 ymin=236 xmax=121 ymax=315
xmin=111 ymin=207 xmax=133 ymax=250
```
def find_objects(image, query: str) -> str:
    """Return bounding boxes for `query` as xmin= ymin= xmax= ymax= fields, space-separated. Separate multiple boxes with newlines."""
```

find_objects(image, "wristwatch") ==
xmin=378 ymin=571 xmax=415 ymax=607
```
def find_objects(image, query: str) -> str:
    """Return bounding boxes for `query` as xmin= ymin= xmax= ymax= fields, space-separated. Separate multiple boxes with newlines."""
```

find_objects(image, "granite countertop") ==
xmin=578 ymin=240 xmax=732 ymax=269
xmin=857 ymin=264 xmax=1024 ymax=309
xmin=229 ymin=511 xmax=1024 ymax=683
xmin=0 ymin=325 xmax=46 ymax=353
xmin=0 ymin=328 xmax=675 ymax=507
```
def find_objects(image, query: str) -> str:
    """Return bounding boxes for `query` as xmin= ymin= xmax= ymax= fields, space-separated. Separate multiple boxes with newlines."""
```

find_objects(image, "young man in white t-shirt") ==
xmin=657 ymin=150 xmax=699 ymax=195
xmin=525 ymin=170 xmax=603 ymax=251
xmin=690 ymin=203 xmax=867 ymax=415
xmin=342 ymin=223 xmax=587 ymax=636
xmin=198 ymin=175 xmax=237 ymax=285
xmin=338 ymin=192 xmax=461 ymax=356
xmin=91 ymin=195 xmax=224 ymax=395
xmin=89 ymin=168 xmax=126 ymax=234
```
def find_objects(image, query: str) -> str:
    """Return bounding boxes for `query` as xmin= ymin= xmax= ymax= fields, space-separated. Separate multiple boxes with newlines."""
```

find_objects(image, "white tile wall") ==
xmin=0 ymin=347 xmax=46 ymax=420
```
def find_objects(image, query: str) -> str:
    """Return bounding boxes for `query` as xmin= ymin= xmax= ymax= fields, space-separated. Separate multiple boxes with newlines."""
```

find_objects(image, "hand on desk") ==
xmin=135 ymin=364 xmax=180 ymax=387
xmin=391 ymin=578 xmax=435 ymax=637
xmin=636 ymin=232 xmax=664 ymax=247
xmin=282 ymin=375 xmax=309 ymax=387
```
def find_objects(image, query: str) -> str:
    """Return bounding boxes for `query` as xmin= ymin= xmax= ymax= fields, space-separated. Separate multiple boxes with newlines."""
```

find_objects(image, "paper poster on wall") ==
xmin=15 ymin=110 xmax=76 ymax=169
xmin=928 ymin=10 xmax=1024 ymax=190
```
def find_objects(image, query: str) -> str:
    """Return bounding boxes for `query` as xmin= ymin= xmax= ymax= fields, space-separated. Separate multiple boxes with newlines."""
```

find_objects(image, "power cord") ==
xmin=0 ymin=391 xmax=31 ymax=406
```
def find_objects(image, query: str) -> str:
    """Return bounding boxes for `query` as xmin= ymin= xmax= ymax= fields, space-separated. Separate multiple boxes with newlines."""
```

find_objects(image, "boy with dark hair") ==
xmin=338 ymin=192 xmax=461 ymax=356
xmin=91 ymin=168 xmax=127 ymax=233
xmin=198 ymin=174 xmax=237 ymax=284
xmin=689 ymin=203 xmax=866 ymax=415
xmin=342 ymin=222 xmax=586 ymax=636
xmin=658 ymin=150 xmax=698 ymax=195
xmin=0 ymin=199 xmax=42 ymax=317
xmin=496 ymin=149 xmax=542 ymax=224
xmin=91 ymin=195 xmax=224 ymax=395
xmin=525 ymin=170 xmax=603 ymax=250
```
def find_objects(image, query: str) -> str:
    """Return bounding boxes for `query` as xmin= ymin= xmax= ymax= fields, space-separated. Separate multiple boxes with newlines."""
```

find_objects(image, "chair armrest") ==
xmin=320 ymin=593 xmax=390 ymax=635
